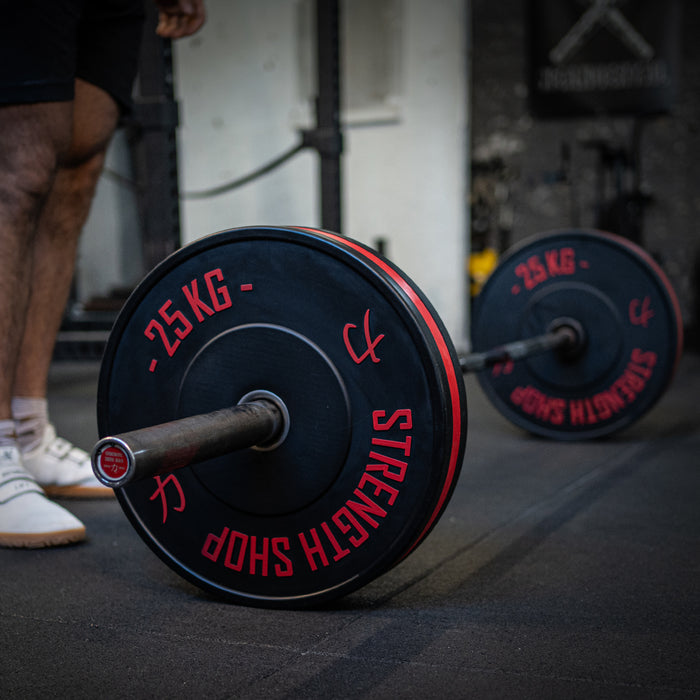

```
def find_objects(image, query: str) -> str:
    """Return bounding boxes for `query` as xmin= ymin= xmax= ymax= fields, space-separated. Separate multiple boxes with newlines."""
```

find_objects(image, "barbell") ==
xmin=92 ymin=226 xmax=682 ymax=607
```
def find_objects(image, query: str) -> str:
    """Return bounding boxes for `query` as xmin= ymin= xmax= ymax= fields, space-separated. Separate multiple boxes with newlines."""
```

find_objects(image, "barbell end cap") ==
xmin=91 ymin=437 xmax=136 ymax=488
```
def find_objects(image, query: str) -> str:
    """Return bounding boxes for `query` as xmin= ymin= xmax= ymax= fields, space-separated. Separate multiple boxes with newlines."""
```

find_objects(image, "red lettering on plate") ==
xmin=559 ymin=247 xmax=576 ymax=274
xmin=629 ymin=296 xmax=655 ymax=327
xmin=628 ymin=360 xmax=653 ymax=380
xmin=372 ymin=408 xmax=412 ymax=431
xmin=371 ymin=435 xmax=412 ymax=456
xmin=144 ymin=268 xmax=233 ymax=361
xmin=366 ymin=451 xmax=407 ymax=482
xmin=249 ymin=535 xmax=269 ymax=576
xmin=144 ymin=316 xmax=180 ymax=358
xmin=569 ymin=398 xmax=585 ymax=426
xmin=358 ymin=472 xmax=400 ymax=506
xmin=510 ymin=386 xmax=566 ymax=425
xmin=298 ymin=528 xmax=329 ymax=572
xmin=224 ymin=530 xmax=248 ymax=571
xmin=332 ymin=506 xmax=369 ymax=548
xmin=320 ymin=521 xmax=351 ymax=562
xmin=201 ymin=526 xmax=230 ymax=562
xmin=204 ymin=268 xmax=232 ymax=311
xmin=182 ymin=279 xmax=215 ymax=322
xmin=201 ymin=529 xmax=294 ymax=577
xmin=343 ymin=309 xmax=385 ymax=364
xmin=544 ymin=249 xmax=561 ymax=276
xmin=492 ymin=359 xmax=514 ymax=377
xmin=346 ymin=488 xmax=387 ymax=529
xmin=271 ymin=537 xmax=294 ymax=576
xmin=514 ymin=247 xmax=577 ymax=292
xmin=569 ymin=349 xmax=658 ymax=425
xmin=510 ymin=349 xmax=659 ymax=427
xmin=149 ymin=474 xmax=186 ymax=524
xmin=200 ymin=410 xmax=413 ymax=578
xmin=630 ymin=348 xmax=657 ymax=371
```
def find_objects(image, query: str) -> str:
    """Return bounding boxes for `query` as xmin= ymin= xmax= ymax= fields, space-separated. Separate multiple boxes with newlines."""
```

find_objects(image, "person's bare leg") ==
xmin=13 ymin=79 xmax=119 ymax=399
xmin=12 ymin=80 xmax=120 ymax=498
xmin=0 ymin=100 xmax=86 ymax=546
xmin=0 ymin=102 xmax=72 ymax=423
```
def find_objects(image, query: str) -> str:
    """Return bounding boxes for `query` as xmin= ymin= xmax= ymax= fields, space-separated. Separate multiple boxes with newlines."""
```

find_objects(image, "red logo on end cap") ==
xmin=98 ymin=445 xmax=129 ymax=480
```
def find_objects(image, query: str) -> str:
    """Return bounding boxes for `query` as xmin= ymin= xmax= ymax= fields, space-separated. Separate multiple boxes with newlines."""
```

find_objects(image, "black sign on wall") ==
xmin=528 ymin=0 xmax=682 ymax=117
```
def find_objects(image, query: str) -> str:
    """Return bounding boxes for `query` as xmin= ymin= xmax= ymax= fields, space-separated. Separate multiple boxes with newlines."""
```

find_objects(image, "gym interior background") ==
xmin=8 ymin=2 xmax=699 ymax=694
xmin=65 ymin=0 xmax=699 ymax=355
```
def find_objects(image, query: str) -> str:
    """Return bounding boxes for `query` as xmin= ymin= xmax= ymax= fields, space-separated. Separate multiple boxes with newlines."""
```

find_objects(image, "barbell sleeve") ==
xmin=92 ymin=399 xmax=284 ymax=488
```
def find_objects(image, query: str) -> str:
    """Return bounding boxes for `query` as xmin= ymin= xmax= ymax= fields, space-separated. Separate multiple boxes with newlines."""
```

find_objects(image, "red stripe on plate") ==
xmin=297 ymin=228 xmax=464 ymax=548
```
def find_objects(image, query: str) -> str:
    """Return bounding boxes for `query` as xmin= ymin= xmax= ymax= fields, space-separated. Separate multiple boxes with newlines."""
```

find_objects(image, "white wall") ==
xmin=343 ymin=0 xmax=470 ymax=347
xmin=80 ymin=0 xmax=470 ymax=347
xmin=174 ymin=0 xmax=318 ymax=239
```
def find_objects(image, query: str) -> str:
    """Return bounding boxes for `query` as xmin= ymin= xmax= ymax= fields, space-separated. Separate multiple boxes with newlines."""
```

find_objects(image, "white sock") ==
xmin=0 ymin=419 xmax=17 ymax=448
xmin=12 ymin=397 xmax=49 ymax=453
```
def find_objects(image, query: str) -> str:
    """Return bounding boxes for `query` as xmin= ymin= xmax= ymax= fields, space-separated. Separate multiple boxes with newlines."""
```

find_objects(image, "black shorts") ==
xmin=0 ymin=0 xmax=146 ymax=114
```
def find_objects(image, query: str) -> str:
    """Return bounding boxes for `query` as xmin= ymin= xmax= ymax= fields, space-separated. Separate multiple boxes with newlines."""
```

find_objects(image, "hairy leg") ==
xmin=0 ymin=102 xmax=73 ymax=420
xmin=13 ymin=79 xmax=120 ymax=399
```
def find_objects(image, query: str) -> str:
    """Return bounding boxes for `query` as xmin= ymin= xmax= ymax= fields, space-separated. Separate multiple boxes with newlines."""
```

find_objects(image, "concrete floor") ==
xmin=1 ymin=353 xmax=699 ymax=698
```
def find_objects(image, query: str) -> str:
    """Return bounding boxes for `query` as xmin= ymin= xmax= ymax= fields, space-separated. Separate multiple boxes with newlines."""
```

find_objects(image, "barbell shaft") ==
xmin=92 ymin=326 xmax=581 ymax=488
xmin=459 ymin=324 xmax=579 ymax=373
xmin=92 ymin=400 xmax=283 ymax=488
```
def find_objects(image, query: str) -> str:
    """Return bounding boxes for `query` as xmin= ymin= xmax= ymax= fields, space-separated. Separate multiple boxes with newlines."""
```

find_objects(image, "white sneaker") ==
xmin=21 ymin=424 xmax=113 ymax=499
xmin=0 ymin=446 xmax=86 ymax=548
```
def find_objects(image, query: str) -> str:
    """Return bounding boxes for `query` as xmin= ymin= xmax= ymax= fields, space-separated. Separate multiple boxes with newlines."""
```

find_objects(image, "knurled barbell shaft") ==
xmin=92 ymin=399 xmax=283 ymax=488
xmin=92 ymin=325 xmax=580 ymax=488
xmin=459 ymin=324 xmax=580 ymax=373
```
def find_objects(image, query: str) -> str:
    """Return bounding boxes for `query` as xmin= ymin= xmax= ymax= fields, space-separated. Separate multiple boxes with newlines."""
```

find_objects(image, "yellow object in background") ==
xmin=468 ymin=247 xmax=499 ymax=297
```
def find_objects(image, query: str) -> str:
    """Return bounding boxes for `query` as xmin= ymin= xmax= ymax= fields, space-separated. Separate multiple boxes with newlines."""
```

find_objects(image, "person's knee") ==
xmin=0 ymin=139 xmax=62 ymax=224
xmin=0 ymin=104 xmax=73 ymax=219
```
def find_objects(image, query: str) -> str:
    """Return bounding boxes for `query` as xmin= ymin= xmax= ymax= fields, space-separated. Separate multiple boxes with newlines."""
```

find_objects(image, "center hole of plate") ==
xmin=238 ymin=389 xmax=291 ymax=451
xmin=547 ymin=316 xmax=587 ymax=361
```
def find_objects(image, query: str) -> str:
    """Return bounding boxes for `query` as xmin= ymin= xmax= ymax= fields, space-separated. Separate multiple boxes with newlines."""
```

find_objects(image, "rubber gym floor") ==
xmin=1 ymin=350 xmax=698 ymax=699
